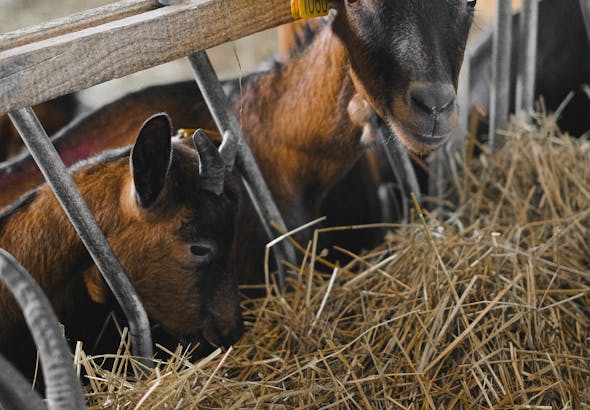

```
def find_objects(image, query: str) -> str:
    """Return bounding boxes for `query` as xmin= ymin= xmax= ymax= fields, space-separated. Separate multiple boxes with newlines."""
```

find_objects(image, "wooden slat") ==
xmin=0 ymin=0 xmax=292 ymax=115
xmin=0 ymin=0 xmax=160 ymax=52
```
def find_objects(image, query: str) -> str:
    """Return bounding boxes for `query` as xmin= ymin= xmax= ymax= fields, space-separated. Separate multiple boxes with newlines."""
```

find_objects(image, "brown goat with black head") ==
xmin=0 ymin=0 xmax=475 ymax=282
xmin=0 ymin=114 xmax=242 ymax=374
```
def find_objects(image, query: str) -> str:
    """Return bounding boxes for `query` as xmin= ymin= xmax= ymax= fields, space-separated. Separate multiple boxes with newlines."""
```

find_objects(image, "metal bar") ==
xmin=457 ymin=47 xmax=472 ymax=140
xmin=7 ymin=108 xmax=153 ymax=362
xmin=580 ymin=0 xmax=590 ymax=48
xmin=376 ymin=132 xmax=409 ymax=222
xmin=489 ymin=0 xmax=513 ymax=150
xmin=427 ymin=40 xmax=472 ymax=202
xmin=516 ymin=0 xmax=539 ymax=119
xmin=187 ymin=51 xmax=296 ymax=291
xmin=399 ymin=146 xmax=422 ymax=205
xmin=0 ymin=249 xmax=86 ymax=410
xmin=0 ymin=353 xmax=47 ymax=410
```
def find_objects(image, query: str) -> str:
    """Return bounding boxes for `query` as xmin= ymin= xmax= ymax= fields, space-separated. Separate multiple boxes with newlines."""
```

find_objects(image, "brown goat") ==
xmin=0 ymin=95 xmax=79 ymax=162
xmin=0 ymin=114 xmax=242 ymax=374
xmin=0 ymin=0 xmax=475 ymax=282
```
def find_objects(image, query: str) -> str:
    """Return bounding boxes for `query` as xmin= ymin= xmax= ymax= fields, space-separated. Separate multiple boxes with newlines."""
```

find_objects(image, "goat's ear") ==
xmin=131 ymin=113 xmax=172 ymax=208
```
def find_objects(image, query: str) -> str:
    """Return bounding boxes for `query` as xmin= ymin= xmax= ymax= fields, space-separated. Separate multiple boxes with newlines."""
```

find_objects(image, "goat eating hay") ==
xmin=80 ymin=115 xmax=590 ymax=408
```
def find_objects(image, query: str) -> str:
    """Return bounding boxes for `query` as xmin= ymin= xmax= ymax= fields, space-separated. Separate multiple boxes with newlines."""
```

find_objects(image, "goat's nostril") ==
xmin=409 ymin=83 xmax=456 ymax=116
xmin=411 ymin=95 xmax=438 ymax=115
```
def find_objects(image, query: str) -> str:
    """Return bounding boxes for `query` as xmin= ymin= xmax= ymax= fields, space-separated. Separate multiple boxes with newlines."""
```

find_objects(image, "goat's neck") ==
xmin=238 ymin=23 xmax=363 ymax=225
xmin=0 ymin=162 xmax=125 ymax=338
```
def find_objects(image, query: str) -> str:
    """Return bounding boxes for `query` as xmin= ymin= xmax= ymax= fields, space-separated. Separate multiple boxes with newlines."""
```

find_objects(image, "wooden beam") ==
xmin=0 ymin=0 xmax=160 ymax=52
xmin=0 ymin=0 xmax=292 ymax=115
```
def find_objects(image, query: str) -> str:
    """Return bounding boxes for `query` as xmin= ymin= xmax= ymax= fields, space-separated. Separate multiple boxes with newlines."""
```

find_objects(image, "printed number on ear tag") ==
xmin=291 ymin=0 xmax=330 ymax=19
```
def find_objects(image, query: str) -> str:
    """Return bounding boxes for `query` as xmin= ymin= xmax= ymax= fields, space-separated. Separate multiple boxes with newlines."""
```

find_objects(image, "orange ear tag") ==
xmin=291 ymin=0 xmax=330 ymax=19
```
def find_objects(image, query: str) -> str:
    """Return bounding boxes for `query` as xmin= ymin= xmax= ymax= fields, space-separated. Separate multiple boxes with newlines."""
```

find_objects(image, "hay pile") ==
xmin=78 ymin=117 xmax=590 ymax=408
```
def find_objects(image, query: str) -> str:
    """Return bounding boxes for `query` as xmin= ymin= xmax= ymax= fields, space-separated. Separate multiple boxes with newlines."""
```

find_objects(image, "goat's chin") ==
xmin=387 ymin=120 xmax=450 ymax=155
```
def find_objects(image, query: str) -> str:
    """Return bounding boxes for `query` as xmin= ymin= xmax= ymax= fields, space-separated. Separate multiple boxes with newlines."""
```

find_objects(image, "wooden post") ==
xmin=489 ymin=0 xmax=513 ymax=150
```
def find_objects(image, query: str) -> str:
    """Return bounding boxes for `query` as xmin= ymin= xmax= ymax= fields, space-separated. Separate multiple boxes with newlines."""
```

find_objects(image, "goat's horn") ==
xmin=193 ymin=129 xmax=225 ymax=195
xmin=219 ymin=130 xmax=239 ymax=172
xmin=0 ymin=249 xmax=86 ymax=410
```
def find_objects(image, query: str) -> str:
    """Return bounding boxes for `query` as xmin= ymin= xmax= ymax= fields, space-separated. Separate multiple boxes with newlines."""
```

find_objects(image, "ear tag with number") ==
xmin=291 ymin=0 xmax=330 ymax=19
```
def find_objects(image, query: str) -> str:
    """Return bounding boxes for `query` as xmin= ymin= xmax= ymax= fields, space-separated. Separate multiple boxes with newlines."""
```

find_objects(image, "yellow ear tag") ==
xmin=291 ymin=0 xmax=330 ymax=19
xmin=176 ymin=128 xmax=223 ymax=143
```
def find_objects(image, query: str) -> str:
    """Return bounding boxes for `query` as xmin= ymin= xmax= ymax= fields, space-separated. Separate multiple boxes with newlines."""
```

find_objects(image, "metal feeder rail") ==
xmin=7 ymin=108 xmax=154 ymax=363
xmin=0 ymin=249 xmax=87 ymax=410
xmin=188 ymin=51 xmax=297 ymax=291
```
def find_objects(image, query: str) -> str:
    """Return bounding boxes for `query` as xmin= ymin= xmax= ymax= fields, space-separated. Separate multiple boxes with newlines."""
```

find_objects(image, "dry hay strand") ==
xmin=79 ymin=116 xmax=590 ymax=408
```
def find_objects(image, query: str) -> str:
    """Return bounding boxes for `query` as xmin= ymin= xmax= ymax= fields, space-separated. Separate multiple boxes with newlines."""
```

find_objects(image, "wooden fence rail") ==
xmin=0 ymin=0 xmax=159 ymax=52
xmin=0 ymin=0 xmax=292 ymax=116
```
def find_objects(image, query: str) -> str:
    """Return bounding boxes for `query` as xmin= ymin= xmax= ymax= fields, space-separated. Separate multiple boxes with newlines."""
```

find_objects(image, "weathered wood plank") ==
xmin=0 ymin=0 xmax=160 ymax=52
xmin=0 ymin=0 xmax=292 ymax=115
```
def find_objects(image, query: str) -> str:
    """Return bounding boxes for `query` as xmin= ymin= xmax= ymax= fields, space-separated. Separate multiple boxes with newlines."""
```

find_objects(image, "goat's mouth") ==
xmin=145 ymin=315 xmax=242 ymax=360
xmin=196 ymin=309 xmax=245 ymax=352
xmin=386 ymin=118 xmax=450 ymax=155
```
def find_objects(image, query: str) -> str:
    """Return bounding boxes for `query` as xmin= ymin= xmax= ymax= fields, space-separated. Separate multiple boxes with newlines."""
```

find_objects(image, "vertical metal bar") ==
xmin=516 ymin=0 xmax=539 ymax=119
xmin=457 ymin=48 xmax=472 ymax=140
xmin=428 ymin=43 xmax=471 ymax=201
xmin=187 ymin=51 xmax=296 ymax=291
xmin=580 ymin=0 xmax=590 ymax=47
xmin=7 ymin=108 xmax=153 ymax=362
xmin=489 ymin=0 xmax=513 ymax=150
xmin=0 ymin=249 xmax=86 ymax=410
xmin=377 ymin=133 xmax=410 ymax=222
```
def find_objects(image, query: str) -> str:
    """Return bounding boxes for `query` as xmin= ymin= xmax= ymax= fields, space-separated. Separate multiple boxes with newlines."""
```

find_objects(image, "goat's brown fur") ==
xmin=0 ymin=116 xmax=242 ymax=374
xmin=0 ymin=95 xmax=79 ymax=162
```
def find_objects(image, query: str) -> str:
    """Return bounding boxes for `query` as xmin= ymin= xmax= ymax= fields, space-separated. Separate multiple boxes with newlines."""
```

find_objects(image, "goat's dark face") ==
xmin=84 ymin=115 xmax=242 ymax=349
xmin=333 ymin=0 xmax=475 ymax=153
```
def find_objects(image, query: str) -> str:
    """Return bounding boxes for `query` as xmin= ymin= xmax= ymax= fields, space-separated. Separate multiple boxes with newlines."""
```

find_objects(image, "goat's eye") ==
xmin=347 ymin=0 xmax=360 ymax=6
xmin=467 ymin=0 xmax=476 ymax=7
xmin=190 ymin=245 xmax=211 ymax=256
xmin=189 ymin=242 xmax=215 ymax=264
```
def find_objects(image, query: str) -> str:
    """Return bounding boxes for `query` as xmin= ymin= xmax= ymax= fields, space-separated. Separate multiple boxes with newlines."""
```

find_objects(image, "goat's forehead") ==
xmin=167 ymin=142 xmax=236 ymax=209
xmin=170 ymin=141 xmax=200 ymax=177
xmin=369 ymin=0 xmax=463 ymax=10
xmin=359 ymin=0 xmax=466 ymax=23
